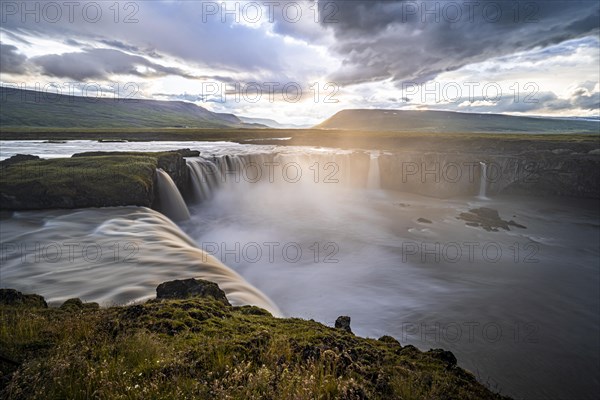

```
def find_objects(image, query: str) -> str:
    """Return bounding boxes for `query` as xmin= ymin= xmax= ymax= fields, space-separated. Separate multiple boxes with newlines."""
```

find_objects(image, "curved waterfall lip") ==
xmin=0 ymin=206 xmax=281 ymax=316
xmin=155 ymin=168 xmax=191 ymax=222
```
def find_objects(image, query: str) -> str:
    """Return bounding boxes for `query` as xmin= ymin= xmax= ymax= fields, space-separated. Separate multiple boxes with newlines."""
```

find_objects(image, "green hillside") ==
xmin=0 ymin=88 xmax=254 ymax=129
xmin=315 ymin=109 xmax=600 ymax=134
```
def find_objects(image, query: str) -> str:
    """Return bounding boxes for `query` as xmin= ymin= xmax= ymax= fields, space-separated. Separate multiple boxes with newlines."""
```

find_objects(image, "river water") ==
xmin=1 ymin=140 xmax=598 ymax=399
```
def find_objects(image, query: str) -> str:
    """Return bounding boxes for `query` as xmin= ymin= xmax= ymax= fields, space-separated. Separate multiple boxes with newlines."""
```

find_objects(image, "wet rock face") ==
xmin=378 ymin=151 xmax=600 ymax=199
xmin=457 ymin=207 xmax=527 ymax=232
xmin=156 ymin=152 xmax=189 ymax=193
xmin=172 ymin=148 xmax=201 ymax=158
xmin=156 ymin=278 xmax=231 ymax=306
xmin=0 ymin=289 xmax=47 ymax=308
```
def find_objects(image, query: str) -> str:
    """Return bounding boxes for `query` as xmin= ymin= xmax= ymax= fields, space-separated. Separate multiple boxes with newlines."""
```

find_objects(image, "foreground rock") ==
xmin=0 ymin=289 xmax=47 ymax=308
xmin=335 ymin=315 xmax=353 ymax=334
xmin=156 ymin=278 xmax=231 ymax=306
xmin=0 ymin=282 xmax=509 ymax=399
xmin=59 ymin=298 xmax=100 ymax=312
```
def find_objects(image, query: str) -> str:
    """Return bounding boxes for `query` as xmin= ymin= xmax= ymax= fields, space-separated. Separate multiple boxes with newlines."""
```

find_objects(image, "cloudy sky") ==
xmin=1 ymin=0 xmax=598 ymax=124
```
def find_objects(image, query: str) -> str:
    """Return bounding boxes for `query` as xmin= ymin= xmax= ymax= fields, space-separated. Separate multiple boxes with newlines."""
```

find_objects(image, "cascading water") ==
xmin=2 ymin=140 xmax=599 ymax=398
xmin=478 ymin=162 xmax=489 ymax=199
xmin=187 ymin=159 xmax=223 ymax=202
xmin=0 ymin=207 xmax=281 ymax=314
xmin=367 ymin=151 xmax=381 ymax=189
xmin=155 ymin=169 xmax=191 ymax=221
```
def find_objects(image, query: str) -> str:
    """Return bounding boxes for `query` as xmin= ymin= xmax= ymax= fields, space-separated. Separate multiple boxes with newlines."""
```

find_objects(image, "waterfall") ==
xmin=187 ymin=158 xmax=223 ymax=202
xmin=155 ymin=169 xmax=191 ymax=221
xmin=367 ymin=151 xmax=381 ymax=189
xmin=478 ymin=162 xmax=489 ymax=199
xmin=0 ymin=207 xmax=281 ymax=315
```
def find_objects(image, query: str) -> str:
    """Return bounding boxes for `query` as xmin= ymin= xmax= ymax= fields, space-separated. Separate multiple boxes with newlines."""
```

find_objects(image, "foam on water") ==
xmin=0 ymin=207 xmax=280 ymax=315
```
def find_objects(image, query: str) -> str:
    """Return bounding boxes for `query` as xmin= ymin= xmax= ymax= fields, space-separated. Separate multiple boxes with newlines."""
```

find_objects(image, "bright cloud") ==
xmin=0 ymin=0 xmax=598 ymax=124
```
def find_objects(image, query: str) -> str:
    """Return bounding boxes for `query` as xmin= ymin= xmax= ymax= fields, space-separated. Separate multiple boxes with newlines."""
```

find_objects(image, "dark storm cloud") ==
xmin=322 ymin=0 xmax=600 ymax=85
xmin=31 ymin=48 xmax=198 ymax=81
xmin=0 ymin=42 xmax=28 ymax=74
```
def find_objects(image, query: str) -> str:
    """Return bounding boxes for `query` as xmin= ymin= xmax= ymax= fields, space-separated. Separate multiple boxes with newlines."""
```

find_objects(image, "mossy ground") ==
xmin=0 ymin=156 xmax=157 ymax=207
xmin=0 ymin=151 xmax=191 ymax=210
xmin=0 ymin=298 xmax=508 ymax=399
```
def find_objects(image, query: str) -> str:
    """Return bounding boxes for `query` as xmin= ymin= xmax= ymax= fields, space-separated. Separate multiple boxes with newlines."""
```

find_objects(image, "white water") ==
xmin=0 ymin=140 xmax=598 ymax=399
xmin=478 ymin=162 xmax=489 ymax=200
xmin=0 ymin=207 xmax=280 ymax=315
xmin=155 ymin=169 xmax=191 ymax=222
xmin=367 ymin=151 xmax=381 ymax=189
xmin=187 ymin=160 xmax=222 ymax=202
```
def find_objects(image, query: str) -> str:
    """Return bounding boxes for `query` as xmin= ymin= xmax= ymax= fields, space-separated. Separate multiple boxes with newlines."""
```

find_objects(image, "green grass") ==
xmin=0 ymin=155 xmax=158 ymax=209
xmin=1 ymin=127 xmax=598 ymax=154
xmin=0 ymin=298 xmax=508 ymax=399
xmin=0 ymin=88 xmax=241 ymax=129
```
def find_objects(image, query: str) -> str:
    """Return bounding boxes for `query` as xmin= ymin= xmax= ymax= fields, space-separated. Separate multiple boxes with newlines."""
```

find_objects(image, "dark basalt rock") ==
xmin=0 ymin=288 xmax=47 ymax=308
xmin=428 ymin=348 xmax=458 ymax=368
xmin=458 ymin=207 xmax=526 ymax=232
xmin=417 ymin=217 xmax=432 ymax=224
xmin=335 ymin=315 xmax=353 ymax=334
xmin=171 ymin=148 xmax=200 ymax=157
xmin=156 ymin=278 xmax=231 ymax=306
xmin=156 ymin=153 xmax=188 ymax=191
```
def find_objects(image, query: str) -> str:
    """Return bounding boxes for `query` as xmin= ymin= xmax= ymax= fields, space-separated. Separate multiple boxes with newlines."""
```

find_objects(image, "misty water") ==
xmin=1 ymin=141 xmax=599 ymax=399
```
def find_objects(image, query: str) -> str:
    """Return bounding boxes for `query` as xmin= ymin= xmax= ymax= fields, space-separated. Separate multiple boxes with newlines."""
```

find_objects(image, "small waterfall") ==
xmin=187 ymin=158 xmax=223 ymax=202
xmin=156 ymin=169 xmax=191 ymax=221
xmin=478 ymin=162 xmax=489 ymax=199
xmin=367 ymin=151 xmax=381 ymax=189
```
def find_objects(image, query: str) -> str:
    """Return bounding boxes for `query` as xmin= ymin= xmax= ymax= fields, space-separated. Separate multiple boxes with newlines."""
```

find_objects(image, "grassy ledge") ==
xmin=0 ymin=151 xmax=191 ymax=210
xmin=0 ymin=285 xmax=509 ymax=400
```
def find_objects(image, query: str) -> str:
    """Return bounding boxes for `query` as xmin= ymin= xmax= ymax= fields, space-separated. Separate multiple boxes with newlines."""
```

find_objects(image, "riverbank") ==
xmin=1 ymin=128 xmax=599 ymax=152
xmin=0 ymin=282 xmax=508 ymax=399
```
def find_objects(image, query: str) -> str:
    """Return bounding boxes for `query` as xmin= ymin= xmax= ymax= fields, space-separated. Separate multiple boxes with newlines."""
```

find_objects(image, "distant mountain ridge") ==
xmin=238 ymin=116 xmax=311 ymax=129
xmin=315 ymin=109 xmax=600 ymax=134
xmin=0 ymin=88 xmax=266 ymax=129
